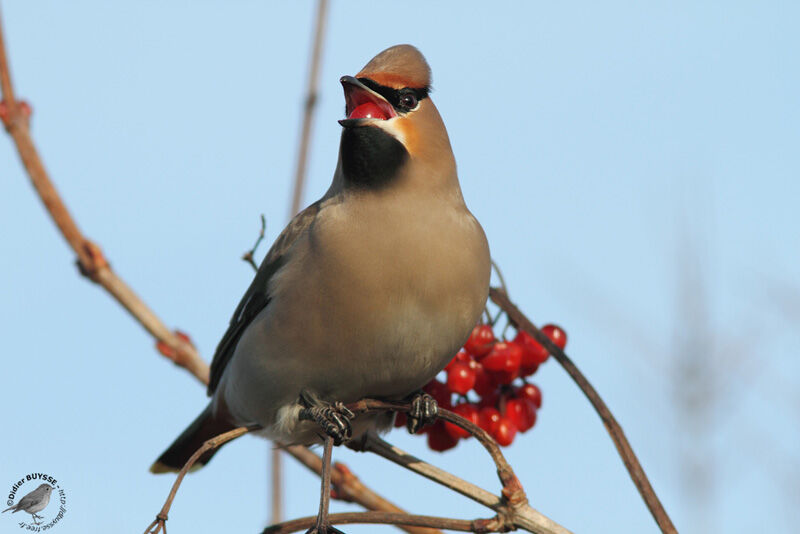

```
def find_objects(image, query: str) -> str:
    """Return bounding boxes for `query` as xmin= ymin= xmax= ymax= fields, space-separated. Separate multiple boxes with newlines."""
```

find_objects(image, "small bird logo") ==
xmin=2 ymin=483 xmax=53 ymax=525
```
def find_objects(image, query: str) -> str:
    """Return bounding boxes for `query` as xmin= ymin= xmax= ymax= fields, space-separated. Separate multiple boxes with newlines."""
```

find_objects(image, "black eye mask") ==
xmin=357 ymin=78 xmax=430 ymax=112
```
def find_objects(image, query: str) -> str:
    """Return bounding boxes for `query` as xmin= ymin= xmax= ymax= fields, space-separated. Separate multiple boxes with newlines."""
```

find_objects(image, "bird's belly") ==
xmin=219 ymin=201 xmax=490 ymax=440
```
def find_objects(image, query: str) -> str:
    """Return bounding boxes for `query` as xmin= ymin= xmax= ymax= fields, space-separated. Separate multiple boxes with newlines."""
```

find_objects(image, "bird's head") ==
xmin=338 ymin=45 xmax=455 ymax=189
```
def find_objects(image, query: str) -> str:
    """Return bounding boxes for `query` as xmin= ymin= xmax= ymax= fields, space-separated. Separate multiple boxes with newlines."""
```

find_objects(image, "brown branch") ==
xmin=288 ymin=0 xmax=329 ymax=217
xmin=284 ymin=444 xmax=443 ymax=534
xmin=346 ymin=401 xmax=571 ymax=534
xmin=144 ymin=425 xmax=260 ymax=534
xmin=489 ymin=287 xmax=677 ymax=534
xmin=359 ymin=435 xmax=568 ymax=534
xmin=262 ymin=511 xmax=493 ymax=534
xmin=347 ymin=399 xmax=523 ymax=505
xmin=0 ymin=10 xmax=209 ymax=386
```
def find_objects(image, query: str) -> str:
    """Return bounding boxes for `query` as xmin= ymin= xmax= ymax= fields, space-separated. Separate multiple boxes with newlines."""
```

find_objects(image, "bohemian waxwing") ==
xmin=152 ymin=44 xmax=490 ymax=473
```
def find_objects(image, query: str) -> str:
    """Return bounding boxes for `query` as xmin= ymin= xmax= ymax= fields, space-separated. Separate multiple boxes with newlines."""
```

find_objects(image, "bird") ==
xmin=151 ymin=45 xmax=490 ymax=529
xmin=2 ymin=483 xmax=53 ymax=525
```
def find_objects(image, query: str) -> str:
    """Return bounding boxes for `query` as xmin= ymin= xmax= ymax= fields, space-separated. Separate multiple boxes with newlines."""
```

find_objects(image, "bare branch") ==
xmin=346 ymin=401 xmax=571 ymax=534
xmin=0 ymin=10 xmax=209 ymax=386
xmin=288 ymin=0 xmax=329 ymax=218
xmin=242 ymin=214 xmax=267 ymax=271
xmin=284 ymin=444 xmax=443 ymax=534
xmin=262 ymin=511 xmax=488 ymax=534
xmin=489 ymin=287 xmax=677 ymax=534
xmin=144 ymin=425 xmax=261 ymax=534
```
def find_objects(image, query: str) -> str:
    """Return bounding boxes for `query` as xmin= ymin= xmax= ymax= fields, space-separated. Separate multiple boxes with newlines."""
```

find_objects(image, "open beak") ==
xmin=339 ymin=75 xmax=396 ymax=127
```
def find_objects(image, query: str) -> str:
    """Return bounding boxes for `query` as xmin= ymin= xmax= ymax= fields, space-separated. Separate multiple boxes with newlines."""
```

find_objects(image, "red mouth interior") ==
xmin=345 ymin=85 xmax=396 ymax=120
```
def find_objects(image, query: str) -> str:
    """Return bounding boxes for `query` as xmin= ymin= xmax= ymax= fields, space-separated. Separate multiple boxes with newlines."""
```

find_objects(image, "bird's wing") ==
xmin=14 ymin=493 xmax=35 ymax=511
xmin=207 ymin=200 xmax=325 ymax=395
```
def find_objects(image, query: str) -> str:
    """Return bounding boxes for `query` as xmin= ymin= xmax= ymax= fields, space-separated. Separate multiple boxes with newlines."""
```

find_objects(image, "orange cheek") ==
xmin=395 ymin=117 xmax=420 ymax=156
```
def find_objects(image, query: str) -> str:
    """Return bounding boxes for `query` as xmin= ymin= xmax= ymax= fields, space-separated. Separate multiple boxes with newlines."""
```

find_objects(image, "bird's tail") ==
xmin=150 ymin=404 xmax=237 ymax=474
xmin=2 ymin=505 xmax=16 ymax=513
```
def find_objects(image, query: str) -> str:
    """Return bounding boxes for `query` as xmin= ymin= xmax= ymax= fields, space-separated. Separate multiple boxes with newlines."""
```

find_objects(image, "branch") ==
xmin=288 ymin=0 xmax=329 ymax=218
xmin=144 ymin=425 xmax=260 ymax=534
xmin=346 ymin=401 xmax=571 ymax=534
xmin=262 ymin=511 xmax=490 ymax=534
xmin=489 ymin=287 xmax=677 ymax=534
xmin=0 ymin=10 xmax=209 ymax=386
xmin=283 ymin=445 xmax=443 ymax=534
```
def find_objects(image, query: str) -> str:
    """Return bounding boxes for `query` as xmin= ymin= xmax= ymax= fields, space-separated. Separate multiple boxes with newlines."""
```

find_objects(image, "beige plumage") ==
xmin=152 ymin=44 xmax=490 ymax=473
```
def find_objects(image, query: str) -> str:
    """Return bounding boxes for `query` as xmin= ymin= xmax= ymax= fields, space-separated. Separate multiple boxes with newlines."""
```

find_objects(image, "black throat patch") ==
xmin=340 ymin=125 xmax=408 ymax=188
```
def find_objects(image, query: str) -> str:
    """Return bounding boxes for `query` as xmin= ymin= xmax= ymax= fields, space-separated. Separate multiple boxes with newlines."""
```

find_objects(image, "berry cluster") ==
xmin=397 ymin=323 xmax=567 ymax=451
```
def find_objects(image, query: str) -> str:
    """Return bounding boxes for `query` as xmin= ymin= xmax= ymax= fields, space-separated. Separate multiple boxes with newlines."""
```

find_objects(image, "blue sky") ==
xmin=1 ymin=1 xmax=798 ymax=533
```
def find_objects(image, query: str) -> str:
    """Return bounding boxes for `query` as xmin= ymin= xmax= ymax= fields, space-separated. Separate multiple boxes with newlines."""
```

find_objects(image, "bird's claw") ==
xmin=299 ymin=390 xmax=355 ymax=446
xmin=406 ymin=392 xmax=438 ymax=434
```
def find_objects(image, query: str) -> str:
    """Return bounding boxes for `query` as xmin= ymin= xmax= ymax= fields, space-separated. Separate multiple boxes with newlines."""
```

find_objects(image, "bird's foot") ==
xmin=406 ymin=391 xmax=438 ymax=434
xmin=298 ymin=389 xmax=355 ymax=446
xmin=31 ymin=514 xmax=43 ymax=525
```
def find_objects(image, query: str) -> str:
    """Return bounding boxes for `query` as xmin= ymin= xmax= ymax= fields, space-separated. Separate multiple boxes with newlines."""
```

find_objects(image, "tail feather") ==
xmin=150 ymin=405 xmax=236 ymax=474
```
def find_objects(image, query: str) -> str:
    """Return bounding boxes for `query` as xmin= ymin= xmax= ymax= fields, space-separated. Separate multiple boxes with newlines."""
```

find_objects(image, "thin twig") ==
xmin=0 ymin=10 xmax=209 ymax=386
xmin=275 ymin=1 xmax=331 ymax=518
xmin=144 ymin=425 xmax=260 ymax=534
xmin=347 ymin=399 xmax=524 ymax=502
xmin=242 ymin=214 xmax=267 ymax=271
xmin=288 ymin=0 xmax=329 ymax=218
xmin=283 ymin=444 xmax=443 ymax=534
xmin=489 ymin=287 xmax=678 ymax=534
xmin=346 ymin=401 xmax=570 ymax=534
xmin=262 ymin=511 xmax=490 ymax=534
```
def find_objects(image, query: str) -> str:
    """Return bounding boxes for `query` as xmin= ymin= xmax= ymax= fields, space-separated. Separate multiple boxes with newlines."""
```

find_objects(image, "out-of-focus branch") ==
xmin=288 ymin=0 xmax=329 ymax=218
xmin=284 ymin=444 xmax=443 ymax=534
xmin=262 ymin=511 xmax=489 ymax=534
xmin=277 ymin=0 xmax=331 ymax=521
xmin=489 ymin=287 xmax=677 ymax=534
xmin=0 ymin=10 xmax=209 ymax=385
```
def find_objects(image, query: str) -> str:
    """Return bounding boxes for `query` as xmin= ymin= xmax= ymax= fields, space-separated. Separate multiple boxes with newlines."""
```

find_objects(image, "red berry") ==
xmin=427 ymin=422 xmax=459 ymax=451
xmin=516 ymin=383 xmax=542 ymax=409
xmin=492 ymin=417 xmax=518 ymax=446
xmin=541 ymin=324 xmax=567 ymax=349
xmin=487 ymin=368 xmax=519 ymax=385
xmin=478 ymin=407 xmax=502 ymax=435
xmin=463 ymin=324 xmax=496 ymax=358
xmin=477 ymin=389 xmax=500 ymax=410
xmin=423 ymin=380 xmax=452 ymax=410
xmin=505 ymin=398 xmax=537 ymax=432
xmin=482 ymin=341 xmax=523 ymax=372
xmin=520 ymin=363 xmax=539 ymax=378
xmin=444 ymin=403 xmax=480 ymax=439
xmin=446 ymin=363 xmax=476 ymax=395
xmin=513 ymin=330 xmax=549 ymax=367
xmin=472 ymin=363 xmax=495 ymax=396
xmin=349 ymin=102 xmax=389 ymax=120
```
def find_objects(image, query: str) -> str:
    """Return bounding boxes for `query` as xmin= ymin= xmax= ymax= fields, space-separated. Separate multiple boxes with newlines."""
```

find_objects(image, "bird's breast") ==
xmin=283 ymin=194 xmax=490 ymax=399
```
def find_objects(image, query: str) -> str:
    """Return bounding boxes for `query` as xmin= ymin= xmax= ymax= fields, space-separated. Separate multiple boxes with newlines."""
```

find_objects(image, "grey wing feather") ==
xmin=207 ymin=200 xmax=323 ymax=395
xmin=15 ymin=494 xmax=35 ymax=511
